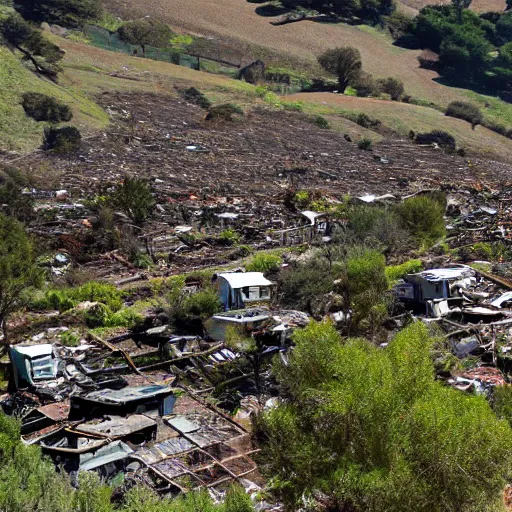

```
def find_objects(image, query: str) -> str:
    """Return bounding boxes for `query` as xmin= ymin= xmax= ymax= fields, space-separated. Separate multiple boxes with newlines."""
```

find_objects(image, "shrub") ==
xmin=445 ymin=101 xmax=483 ymax=128
xmin=346 ymin=205 xmax=410 ymax=254
xmin=219 ymin=228 xmax=241 ymax=245
xmin=358 ymin=137 xmax=373 ymax=150
xmin=395 ymin=196 xmax=446 ymax=247
xmin=317 ymin=47 xmax=362 ymax=93
xmin=205 ymin=103 xmax=243 ymax=121
xmin=42 ymin=126 xmax=81 ymax=153
xmin=377 ymin=76 xmax=405 ymax=101
xmin=386 ymin=259 xmax=423 ymax=283
xmin=22 ymin=93 xmax=72 ymax=123
xmin=259 ymin=321 xmax=512 ymax=511
xmin=246 ymin=252 xmax=282 ymax=273
xmin=355 ymin=112 xmax=381 ymax=129
xmin=278 ymin=258 xmax=334 ymax=311
xmin=181 ymin=288 xmax=222 ymax=320
xmin=455 ymin=105 xmax=486 ymax=132
xmin=110 ymin=176 xmax=155 ymax=225
xmin=14 ymin=0 xmax=102 ymax=27
xmin=294 ymin=190 xmax=310 ymax=208
xmin=35 ymin=281 xmax=123 ymax=312
xmin=314 ymin=115 xmax=330 ymax=129
xmin=414 ymin=130 xmax=456 ymax=151
xmin=351 ymin=71 xmax=379 ymax=97
xmin=180 ymin=87 xmax=211 ymax=109
xmin=117 ymin=20 xmax=173 ymax=56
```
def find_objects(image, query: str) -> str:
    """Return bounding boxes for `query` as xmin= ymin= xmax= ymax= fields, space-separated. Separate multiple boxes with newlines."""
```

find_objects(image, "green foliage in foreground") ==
xmin=0 ymin=412 xmax=254 ymax=512
xmin=34 ymin=281 xmax=124 ymax=312
xmin=245 ymin=252 xmax=282 ymax=273
xmin=385 ymin=259 xmax=423 ymax=284
xmin=258 ymin=321 xmax=512 ymax=511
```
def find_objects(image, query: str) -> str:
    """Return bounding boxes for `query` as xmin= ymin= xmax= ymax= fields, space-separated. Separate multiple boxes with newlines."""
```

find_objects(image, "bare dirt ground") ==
xmin=107 ymin=0 xmax=482 ymax=106
xmin=19 ymin=92 xmax=512 ymax=197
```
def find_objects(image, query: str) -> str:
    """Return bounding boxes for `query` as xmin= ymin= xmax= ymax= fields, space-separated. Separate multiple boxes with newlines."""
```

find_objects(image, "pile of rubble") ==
xmin=0 ymin=302 xmax=309 ymax=506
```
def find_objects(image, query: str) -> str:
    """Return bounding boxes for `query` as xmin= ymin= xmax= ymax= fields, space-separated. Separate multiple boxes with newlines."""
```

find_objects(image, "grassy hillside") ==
xmin=107 ymin=0 xmax=512 ymax=117
xmin=0 ymin=46 xmax=108 ymax=153
xmin=2 ymin=33 xmax=511 ymax=161
xmin=290 ymin=92 xmax=512 ymax=161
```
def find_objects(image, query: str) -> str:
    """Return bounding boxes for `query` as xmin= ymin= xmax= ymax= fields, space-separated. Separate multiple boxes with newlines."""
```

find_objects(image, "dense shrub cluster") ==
xmin=280 ymin=0 xmax=395 ymax=23
xmin=445 ymin=101 xmax=483 ymax=128
xmin=205 ymin=103 xmax=244 ymax=121
xmin=42 ymin=126 xmax=81 ymax=153
xmin=179 ymin=87 xmax=211 ymax=109
xmin=14 ymin=0 xmax=102 ymax=27
xmin=398 ymin=5 xmax=512 ymax=97
xmin=22 ymin=93 xmax=72 ymax=123
xmin=257 ymin=321 xmax=512 ymax=511
xmin=414 ymin=129 xmax=456 ymax=151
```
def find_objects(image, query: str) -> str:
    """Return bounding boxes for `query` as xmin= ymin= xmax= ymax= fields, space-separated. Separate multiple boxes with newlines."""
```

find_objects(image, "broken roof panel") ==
xmin=82 ymin=385 xmax=173 ymax=404
xmin=74 ymin=414 xmax=157 ymax=438
xmin=217 ymin=272 xmax=273 ymax=289
xmin=13 ymin=344 xmax=53 ymax=358
xmin=409 ymin=265 xmax=474 ymax=282
xmin=79 ymin=440 xmax=133 ymax=471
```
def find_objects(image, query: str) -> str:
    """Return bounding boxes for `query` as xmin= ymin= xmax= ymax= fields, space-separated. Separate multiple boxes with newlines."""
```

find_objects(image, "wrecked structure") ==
xmin=214 ymin=272 xmax=274 ymax=310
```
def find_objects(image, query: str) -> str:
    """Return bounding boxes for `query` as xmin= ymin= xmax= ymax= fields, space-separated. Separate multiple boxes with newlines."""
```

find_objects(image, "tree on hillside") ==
xmin=14 ymin=0 xmax=102 ymax=28
xmin=452 ymin=0 xmax=472 ymax=24
xmin=317 ymin=47 xmax=362 ymax=93
xmin=117 ymin=20 xmax=173 ymax=56
xmin=0 ymin=13 xmax=63 ymax=78
xmin=0 ymin=214 xmax=42 ymax=348
xmin=258 ymin=321 xmax=512 ymax=511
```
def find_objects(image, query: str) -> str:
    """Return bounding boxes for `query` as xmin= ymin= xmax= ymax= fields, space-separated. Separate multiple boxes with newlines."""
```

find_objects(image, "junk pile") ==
xmin=0 ymin=309 xmax=304 ymax=504
xmin=394 ymin=262 xmax=512 ymax=395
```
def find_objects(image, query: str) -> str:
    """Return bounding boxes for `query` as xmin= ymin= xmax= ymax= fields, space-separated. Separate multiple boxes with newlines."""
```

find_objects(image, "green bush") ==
xmin=445 ymin=101 xmax=483 ymax=128
xmin=42 ymin=126 xmax=81 ymax=153
xmin=180 ymin=87 xmax=211 ymax=109
xmin=14 ymin=0 xmax=102 ymax=27
xmin=245 ymin=252 xmax=282 ymax=273
xmin=180 ymin=288 xmax=222 ymax=320
xmin=219 ymin=228 xmax=241 ymax=245
xmin=377 ymin=76 xmax=405 ymax=100
xmin=357 ymin=137 xmax=373 ymax=150
xmin=414 ymin=130 xmax=456 ymax=151
xmin=22 ymin=93 xmax=72 ymax=123
xmin=346 ymin=205 xmax=409 ymax=253
xmin=205 ymin=103 xmax=244 ymax=121
xmin=395 ymin=196 xmax=446 ymax=248
xmin=354 ymin=112 xmax=381 ymax=129
xmin=313 ymin=115 xmax=330 ymax=129
xmin=109 ymin=176 xmax=156 ymax=226
xmin=386 ymin=259 xmax=423 ymax=283
xmin=259 ymin=321 xmax=512 ymax=511
xmin=351 ymin=71 xmax=378 ymax=97
xmin=35 ymin=281 xmax=123 ymax=312
xmin=278 ymin=258 xmax=334 ymax=312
